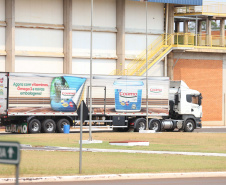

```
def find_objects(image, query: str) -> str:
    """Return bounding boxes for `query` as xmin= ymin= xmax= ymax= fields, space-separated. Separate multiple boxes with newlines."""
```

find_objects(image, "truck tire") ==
xmin=149 ymin=119 xmax=161 ymax=132
xmin=42 ymin=119 xmax=56 ymax=133
xmin=184 ymin=119 xmax=195 ymax=132
xmin=56 ymin=118 xmax=70 ymax=133
xmin=134 ymin=118 xmax=146 ymax=132
xmin=28 ymin=119 xmax=41 ymax=133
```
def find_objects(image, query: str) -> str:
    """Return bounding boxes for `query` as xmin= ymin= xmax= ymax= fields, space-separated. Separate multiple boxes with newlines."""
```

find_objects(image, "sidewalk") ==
xmin=1 ymin=172 xmax=226 ymax=183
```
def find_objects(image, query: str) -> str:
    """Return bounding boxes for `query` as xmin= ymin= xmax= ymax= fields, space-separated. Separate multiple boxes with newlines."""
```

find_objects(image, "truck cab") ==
xmin=169 ymin=81 xmax=202 ymax=131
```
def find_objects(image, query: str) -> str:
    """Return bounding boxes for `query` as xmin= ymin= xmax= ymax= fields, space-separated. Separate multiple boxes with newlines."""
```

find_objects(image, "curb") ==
xmin=1 ymin=172 xmax=226 ymax=183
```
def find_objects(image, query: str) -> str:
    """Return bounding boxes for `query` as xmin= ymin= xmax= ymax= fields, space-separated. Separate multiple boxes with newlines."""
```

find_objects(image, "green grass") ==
xmin=1 ymin=132 xmax=226 ymax=153
xmin=1 ymin=132 xmax=226 ymax=178
xmin=1 ymin=150 xmax=226 ymax=178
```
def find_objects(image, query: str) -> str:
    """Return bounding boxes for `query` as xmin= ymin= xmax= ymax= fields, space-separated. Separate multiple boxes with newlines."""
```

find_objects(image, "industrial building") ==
xmin=0 ymin=0 xmax=226 ymax=126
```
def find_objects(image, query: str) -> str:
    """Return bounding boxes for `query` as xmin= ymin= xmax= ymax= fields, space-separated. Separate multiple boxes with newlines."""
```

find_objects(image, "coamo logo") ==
xmin=150 ymin=88 xmax=162 ymax=94
xmin=119 ymin=92 xmax=137 ymax=98
xmin=62 ymin=92 xmax=76 ymax=96
xmin=61 ymin=90 xmax=76 ymax=99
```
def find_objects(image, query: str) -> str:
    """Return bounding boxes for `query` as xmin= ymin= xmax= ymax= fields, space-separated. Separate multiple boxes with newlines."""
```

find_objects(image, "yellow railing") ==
xmin=110 ymin=32 xmax=226 ymax=76
xmin=111 ymin=34 xmax=173 ymax=76
xmin=174 ymin=33 xmax=195 ymax=46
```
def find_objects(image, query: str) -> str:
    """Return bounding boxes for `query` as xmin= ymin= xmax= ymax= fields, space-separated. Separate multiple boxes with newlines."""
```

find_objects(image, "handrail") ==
xmin=110 ymin=32 xmax=226 ymax=76
xmin=125 ymin=34 xmax=172 ymax=76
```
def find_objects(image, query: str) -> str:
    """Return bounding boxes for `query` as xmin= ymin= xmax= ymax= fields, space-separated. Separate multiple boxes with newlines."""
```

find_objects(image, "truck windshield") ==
xmin=192 ymin=95 xmax=202 ymax=106
xmin=186 ymin=94 xmax=202 ymax=106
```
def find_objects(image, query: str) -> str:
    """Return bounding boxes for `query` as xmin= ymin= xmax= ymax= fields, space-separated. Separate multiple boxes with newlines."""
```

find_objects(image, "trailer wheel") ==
xmin=28 ymin=119 xmax=41 ymax=133
xmin=149 ymin=119 xmax=161 ymax=132
xmin=184 ymin=119 xmax=195 ymax=132
xmin=56 ymin=119 xmax=70 ymax=133
xmin=42 ymin=119 xmax=56 ymax=133
xmin=134 ymin=118 xmax=146 ymax=132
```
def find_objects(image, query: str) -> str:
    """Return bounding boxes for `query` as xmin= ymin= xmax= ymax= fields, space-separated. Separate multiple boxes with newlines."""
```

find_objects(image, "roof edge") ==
xmin=131 ymin=0 xmax=203 ymax=6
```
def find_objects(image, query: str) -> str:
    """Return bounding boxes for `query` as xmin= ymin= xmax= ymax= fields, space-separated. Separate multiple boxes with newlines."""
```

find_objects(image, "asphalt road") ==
xmin=194 ymin=127 xmax=226 ymax=133
xmin=1 ymin=127 xmax=226 ymax=135
xmin=2 ymin=177 xmax=226 ymax=185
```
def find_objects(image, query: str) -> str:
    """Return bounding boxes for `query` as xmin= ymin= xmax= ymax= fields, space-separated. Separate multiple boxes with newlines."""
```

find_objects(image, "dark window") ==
xmin=186 ymin=95 xmax=192 ymax=103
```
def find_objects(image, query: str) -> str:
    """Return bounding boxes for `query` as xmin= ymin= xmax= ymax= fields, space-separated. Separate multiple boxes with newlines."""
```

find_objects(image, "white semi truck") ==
xmin=0 ymin=72 xmax=202 ymax=133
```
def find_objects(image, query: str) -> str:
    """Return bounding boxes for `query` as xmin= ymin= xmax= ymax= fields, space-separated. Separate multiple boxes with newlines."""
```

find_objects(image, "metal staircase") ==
xmin=111 ymin=34 xmax=174 ymax=76
xmin=111 ymin=32 xmax=226 ymax=76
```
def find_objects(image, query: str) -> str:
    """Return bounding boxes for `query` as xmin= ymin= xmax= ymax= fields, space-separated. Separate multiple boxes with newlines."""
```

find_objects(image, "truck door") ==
xmin=86 ymin=86 xmax=106 ymax=114
xmin=0 ymin=73 xmax=8 ymax=116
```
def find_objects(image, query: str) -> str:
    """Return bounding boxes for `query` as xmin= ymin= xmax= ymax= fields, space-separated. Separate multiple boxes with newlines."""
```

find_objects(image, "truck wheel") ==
xmin=184 ymin=119 xmax=195 ymax=132
xmin=134 ymin=118 xmax=146 ymax=132
xmin=42 ymin=119 xmax=56 ymax=133
xmin=56 ymin=119 xmax=70 ymax=133
xmin=149 ymin=119 xmax=161 ymax=132
xmin=28 ymin=119 xmax=41 ymax=133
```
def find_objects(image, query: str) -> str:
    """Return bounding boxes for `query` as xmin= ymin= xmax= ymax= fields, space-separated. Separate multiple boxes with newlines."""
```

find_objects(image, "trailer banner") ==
xmin=0 ymin=73 xmax=8 ymax=116
xmin=7 ymin=73 xmax=169 ymax=116
xmin=8 ymin=74 xmax=87 ymax=114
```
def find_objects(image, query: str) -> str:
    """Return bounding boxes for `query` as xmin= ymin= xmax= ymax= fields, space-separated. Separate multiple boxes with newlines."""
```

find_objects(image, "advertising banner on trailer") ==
xmin=6 ymin=73 xmax=169 ymax=117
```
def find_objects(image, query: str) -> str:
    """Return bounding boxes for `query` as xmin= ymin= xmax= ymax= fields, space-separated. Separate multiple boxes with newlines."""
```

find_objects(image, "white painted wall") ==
xmin=0 ymin=27 xmax=5 ymax=51
xmin=147 ymin=61 xmax=164 ymax=76
xmin=15 ymin=0 xmax=63 ymax=24
xmin=0 ymin=56 xmax=5 ymax=72
xmin=15 ymin=57 xmax=63 ymax=73
xmin=72 ymin=0 xmax=116 ymax=27
xmin=72 ymin=59 xmax=116 ymax=74
xmin=125 ymin=34 xmax=160 ymax=57
xmin=15 ymin=28 xmax=63 ymax=53
xmin=0 ymin=0 xmax=5 ymax=21
xmin=72 ymin=31 xmax=116 ymax=57
xmin=125 ymin=60 xmax=163 ymax=76
xmin=125 ymin=0 xmax=164 ymax=33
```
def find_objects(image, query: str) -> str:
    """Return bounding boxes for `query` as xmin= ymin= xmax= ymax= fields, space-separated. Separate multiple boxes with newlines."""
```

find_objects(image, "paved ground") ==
xmin=20 ymin=144 xmax=226 ymax=157
xmin=1 ymin=173 xmax=226 ymax=184
xmin=11 ymin=177 xmax=226 ymax=185
xmin=1 ymin=126 xmax=226 ymax=134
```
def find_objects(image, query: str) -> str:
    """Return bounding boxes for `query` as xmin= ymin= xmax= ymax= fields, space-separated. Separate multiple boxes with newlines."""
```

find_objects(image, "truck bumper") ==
xmin=195 ymin=118 xmax=202 ymax=128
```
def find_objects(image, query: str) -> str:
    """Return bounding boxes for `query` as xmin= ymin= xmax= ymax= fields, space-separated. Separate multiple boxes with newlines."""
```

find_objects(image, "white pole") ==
xmin=89 ymin=0 xmax=93 ymax=141
xmin=165 ymin=3 xmax=169 ymax=45
xmin=165 ymin=3 xmax=169 ymax=77
xmin=79 ymin=101 xmax=83 ymax=174
xmin=146 ymin=0 xmax=149 ymax=130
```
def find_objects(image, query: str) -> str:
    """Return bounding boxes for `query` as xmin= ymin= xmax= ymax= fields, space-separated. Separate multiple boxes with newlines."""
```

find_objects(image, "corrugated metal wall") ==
xmin=131 ymin=0 xmax=202 ymax=6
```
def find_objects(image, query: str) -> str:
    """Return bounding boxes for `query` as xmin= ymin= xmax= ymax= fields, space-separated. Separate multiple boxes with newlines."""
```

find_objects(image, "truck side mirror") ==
xmin=175 ymin=94 xmax=179 ymax=105
xmin=198 ymin=94 xmax=202 ymax=106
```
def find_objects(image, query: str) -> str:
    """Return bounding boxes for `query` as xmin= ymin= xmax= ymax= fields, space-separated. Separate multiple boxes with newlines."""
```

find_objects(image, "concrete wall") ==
xmin=14 ymin=0 xmax=63 ymax=73
xmin=15 ymin=0 xmax=63 ymax=24
xmin=125 ymin=0 xmax=164 ymax=76
xmin=1 ymin=0 xmax=165 ymax=76
xmin=0 ymin=0 xmax=5 ymax=70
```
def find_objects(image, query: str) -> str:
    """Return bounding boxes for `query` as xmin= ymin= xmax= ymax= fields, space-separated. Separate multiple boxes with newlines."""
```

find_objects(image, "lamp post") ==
xmin=145 ymin=0 xmax=149 ymax=130
xmin=89 ymin=0 xmax=93 ymax=141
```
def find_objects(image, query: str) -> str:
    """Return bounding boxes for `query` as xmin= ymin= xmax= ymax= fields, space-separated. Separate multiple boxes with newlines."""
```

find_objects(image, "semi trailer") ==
xmin=0 ymin=72 xmax=202 ymax=133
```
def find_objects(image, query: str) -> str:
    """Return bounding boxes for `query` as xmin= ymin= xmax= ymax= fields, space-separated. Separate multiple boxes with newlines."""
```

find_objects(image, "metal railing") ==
xmin=110 ymin=32 xmax=226 ymax=76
